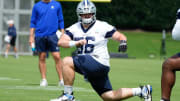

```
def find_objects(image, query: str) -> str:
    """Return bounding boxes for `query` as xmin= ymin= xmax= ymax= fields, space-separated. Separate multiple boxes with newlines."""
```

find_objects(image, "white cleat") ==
xmin=40 ymin=79 xmax=48 ymax=87
xmin=140 ymin=85 xmax=152 ymax=101
xmin=50 ymin=93 xmax=75 ymax=101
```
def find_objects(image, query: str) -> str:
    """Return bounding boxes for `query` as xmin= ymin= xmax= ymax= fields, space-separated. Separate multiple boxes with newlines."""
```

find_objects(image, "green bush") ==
xmin=60 ymin=0 xmax=180 ymax=31
xmin=35 ymin=0 xmax=180 ymax=31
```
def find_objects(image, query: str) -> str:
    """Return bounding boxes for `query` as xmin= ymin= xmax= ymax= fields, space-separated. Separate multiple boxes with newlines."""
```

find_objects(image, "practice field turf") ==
xmin=0 ymin=56 xmax=180 ymax=101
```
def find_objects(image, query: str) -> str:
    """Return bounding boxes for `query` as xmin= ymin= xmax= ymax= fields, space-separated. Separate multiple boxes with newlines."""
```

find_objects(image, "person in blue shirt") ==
xmin=5 ymin=20 xmax=18 ymax=58
xmin=29 ymin=0 xmax=64 ymax=87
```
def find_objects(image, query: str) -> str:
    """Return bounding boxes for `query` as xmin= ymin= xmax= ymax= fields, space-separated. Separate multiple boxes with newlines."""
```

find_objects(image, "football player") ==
xmin=50 ymin=0 xmax=152 ymax=101
xmin=160 ymin=8 xmax=180 ymax=101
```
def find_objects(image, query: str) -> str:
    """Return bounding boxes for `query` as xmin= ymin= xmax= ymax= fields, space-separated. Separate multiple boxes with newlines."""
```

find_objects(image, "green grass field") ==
xmin=1 ymin=31 xmax=180 ymax=101
xmin=0 ymin=56 xmax=180 ymax=101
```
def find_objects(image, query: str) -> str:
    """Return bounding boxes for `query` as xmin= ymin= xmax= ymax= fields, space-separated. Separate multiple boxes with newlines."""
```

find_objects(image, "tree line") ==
xmin=36 ymin=0 xmax=180 ymax=31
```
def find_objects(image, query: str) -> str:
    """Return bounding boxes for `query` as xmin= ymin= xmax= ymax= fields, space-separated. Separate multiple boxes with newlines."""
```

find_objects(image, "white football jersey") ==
xmin=66 ymin=20 xmax=116 ymax=66
xmin=172 ymin=8 xmax=180 ymax=40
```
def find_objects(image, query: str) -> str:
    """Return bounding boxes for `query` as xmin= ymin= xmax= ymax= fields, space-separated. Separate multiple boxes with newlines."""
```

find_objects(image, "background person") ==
xmin=4 ymin=19 xmax=18 ymax=58
xmin=160 ymin=8 xmax=180 ymax=101
xmin=50 ymin=0 xmax=152 ymax=101
xmin=29 ymin=0 xmax=64 ymax=87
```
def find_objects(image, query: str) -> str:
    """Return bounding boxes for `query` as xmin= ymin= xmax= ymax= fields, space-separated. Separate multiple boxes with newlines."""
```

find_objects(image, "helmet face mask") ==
xmin=76 ymin=0 xmax=96 ymax=25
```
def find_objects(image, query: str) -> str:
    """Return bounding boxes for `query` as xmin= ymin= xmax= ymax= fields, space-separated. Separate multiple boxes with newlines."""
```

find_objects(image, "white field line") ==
xmin=0 ymin=77 xmax=94 ymax=93
xmin=0 ymin=85 xmax=94 ymax=92
xmin=0 ymin=77 xmax=21 ymax=81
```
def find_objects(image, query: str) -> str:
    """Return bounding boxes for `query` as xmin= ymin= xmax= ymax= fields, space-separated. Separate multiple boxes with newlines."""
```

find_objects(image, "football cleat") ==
xmin=40 ymin=79 xmax=48 ymax=87
xmin=139 ymin=85 xmax=152 ymax=101
xmin=50 ymin=93 xmax=75 ymax=101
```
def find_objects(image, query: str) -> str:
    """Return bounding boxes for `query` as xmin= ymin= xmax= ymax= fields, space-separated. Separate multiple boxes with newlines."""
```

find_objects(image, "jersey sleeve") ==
xmin=65 ymin=25 xmax=75 ymax=40
xmin=172 ymin=19 xmax=180 ymax=40
xmin=103 ymin=22 xmax=116 ymax=38
xmin=65 ymin=30 xmax=73 ymax=40
xmin=57 ymin=2 xmax=64 ymax=29
xmin=30 ymin=5 xmax=37 ymax=28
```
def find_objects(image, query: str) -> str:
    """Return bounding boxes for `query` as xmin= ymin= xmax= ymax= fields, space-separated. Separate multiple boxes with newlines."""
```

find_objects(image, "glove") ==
xmin=118 ymin=40 xmax=127 ymax=52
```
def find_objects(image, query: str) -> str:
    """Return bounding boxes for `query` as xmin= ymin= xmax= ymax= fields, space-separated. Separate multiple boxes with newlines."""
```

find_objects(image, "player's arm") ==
xmin=112 ymin=31 xmax=127 ymax=52
xmin=29 ymin=5 xmax=36 ymax=46
xmin=29 ymin=28 xmax=35 ymax=46
xmin=57 ymin=2 xmax=64 ymax=32
xmin=112 ymin=31 xmax=127 ymax=41
xmin=58 ymin=34 xmax=86 ymax=48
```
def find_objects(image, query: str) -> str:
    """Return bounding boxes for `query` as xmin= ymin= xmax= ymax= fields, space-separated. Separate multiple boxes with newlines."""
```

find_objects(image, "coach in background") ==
xmin=4 ymin=20 xmax=18 ymax=58
xmin=160 ymin=8 xmax=180 ymax=101
xmin=29 ymin=0 xmax=64 ymax=87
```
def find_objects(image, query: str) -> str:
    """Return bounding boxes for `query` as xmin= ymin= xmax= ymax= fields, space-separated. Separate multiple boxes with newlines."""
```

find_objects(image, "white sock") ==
xmin=64 ymin=85 xmax=73 ymax=95
xmin=60 ymin=80 xmax=64 ymax=85
xmin=132 ymin=88 xmax=141 ymax=96
xmin=42 ymin=78 xmax=47 ymax=81
xmin=5 ymin=52 xmax=8 ymax=56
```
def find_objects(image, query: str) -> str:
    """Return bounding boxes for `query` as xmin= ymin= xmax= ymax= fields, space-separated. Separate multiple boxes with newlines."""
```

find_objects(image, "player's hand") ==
xmin=29 ymin=36 xmax=34 ymax=46
xmin=118 ymin=40 xmax=127 ymax=52
xmin=76 ymin=39 xmax=87 ymax=47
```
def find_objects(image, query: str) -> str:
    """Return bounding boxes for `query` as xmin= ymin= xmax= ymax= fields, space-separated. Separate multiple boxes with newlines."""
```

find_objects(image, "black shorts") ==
xmin=176 ymin=53 xmax=180 ymax=57
xmin=73 ymin=55 xmax=112 ymax=96
xmin=10 ymin=36 xmax=16 ymax=46
xmin=35 ymin=34 xmax=59 ymax=52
